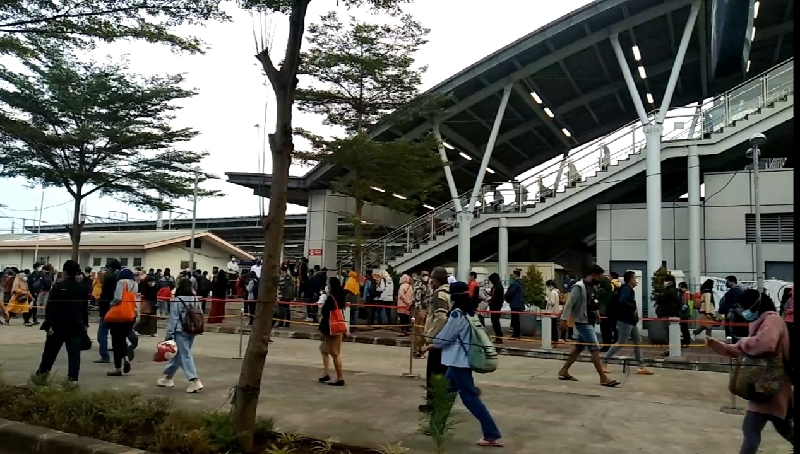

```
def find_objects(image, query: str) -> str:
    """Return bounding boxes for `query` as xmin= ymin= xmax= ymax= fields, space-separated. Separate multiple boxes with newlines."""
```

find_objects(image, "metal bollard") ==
xmin=668 ymin=317 xmax=681 ymax=358
xmin=541 ymin=314 xmax=552 ymax=350
xmin=401 ymin=317 xmax=420 ymax=378
xmin=232 ymin=307 xmax=245 ymax=359
xmin=720 ymin=357 xmax=745 ymax=415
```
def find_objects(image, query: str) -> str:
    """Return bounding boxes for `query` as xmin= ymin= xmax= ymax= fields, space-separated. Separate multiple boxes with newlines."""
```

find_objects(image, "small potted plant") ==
xmin=520 ymin=265 xmax=547 ymax=337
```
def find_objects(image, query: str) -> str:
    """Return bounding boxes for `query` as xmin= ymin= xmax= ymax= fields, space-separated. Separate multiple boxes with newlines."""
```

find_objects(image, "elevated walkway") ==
xmin=341 ymin=59 xmax=794 ymax=273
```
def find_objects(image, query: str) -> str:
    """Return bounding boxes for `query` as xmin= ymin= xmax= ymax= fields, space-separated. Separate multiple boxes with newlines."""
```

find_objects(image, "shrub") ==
xmin=419 ymin=374 xmax=457 ymax=454
xmin=0 ymin=376 xmax=275 ymax=454
xmin=651 ymin=266 xmax=671 ymax=304
xmin=522 ymin=264 xmax=547 ymax=310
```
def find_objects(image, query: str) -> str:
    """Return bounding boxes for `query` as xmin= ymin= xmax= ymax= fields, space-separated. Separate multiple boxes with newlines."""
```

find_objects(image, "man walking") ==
xmin=504 ymin=270 xmax=524 ymax=339
xmin=602 ymin=271 xmax=654 ymax=375
xmin=419 ymin=267 xmax=451 ymax=412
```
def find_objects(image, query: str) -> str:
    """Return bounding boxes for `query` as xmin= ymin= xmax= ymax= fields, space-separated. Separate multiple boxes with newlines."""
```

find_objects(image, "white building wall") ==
xmin=143 ymin=241 xmax=233 ymax=274
xmin=596 ymin=169 xmax=793 ymax=283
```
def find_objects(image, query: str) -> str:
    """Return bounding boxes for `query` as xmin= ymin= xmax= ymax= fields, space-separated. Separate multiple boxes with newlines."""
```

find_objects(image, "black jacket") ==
xmin=44 ymin=279 xmax=89 ymax=336
xmin=489 ymin=284 xmax=504 ymax=310
xmin=720 ymin=285 xmax=744 ymax=314
xmin=98 ymin=272 xmax=118 ymax=316
xmin=656 ymin=286 xmax=682 ymax=318
xmin=615 ymin=284 xmax=638 ymax=325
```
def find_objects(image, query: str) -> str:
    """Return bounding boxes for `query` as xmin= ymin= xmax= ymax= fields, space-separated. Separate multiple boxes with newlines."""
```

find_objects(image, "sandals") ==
xmin=601 ymin=380 xmax=622 ymax=388
xmin=477 ymin=439 xmax=504 ymax=447
xmin=557 ymin=374 xmax=579 ymax=381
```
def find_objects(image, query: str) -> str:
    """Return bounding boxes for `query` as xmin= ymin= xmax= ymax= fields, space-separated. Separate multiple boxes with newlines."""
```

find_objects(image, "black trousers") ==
xmin=680 ymin=317 xmax=691 ymax=346
xmin=551 ymin=318 xmax=561 ymax=342
xmin=398 ymin=313 xmax=410 ymax=333
xmin=490 ymin=312 xmax=503 ymax=338
xmin=107 ymin=321 xmax=135 ymax=369
xmin=510 ymin=313 xmax=521 ymax=338
xmin=599 ymin=316 xmax=617 ymax=351
xmin=425 ymin=348 xmax=447 ymax=403
xmin=37 ymin=333 xmax=82 ymax=381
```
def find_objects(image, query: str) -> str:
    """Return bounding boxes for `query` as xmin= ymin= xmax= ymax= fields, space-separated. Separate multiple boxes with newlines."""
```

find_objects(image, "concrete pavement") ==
xmin=0 ymin=324 xmax=791 ymax=454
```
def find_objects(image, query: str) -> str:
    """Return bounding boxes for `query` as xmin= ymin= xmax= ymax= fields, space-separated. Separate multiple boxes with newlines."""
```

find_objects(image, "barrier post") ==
xmin=668 ymin=317 xmax=681 ymax=357
xmin=720 ymin=357 xmax=745 ymax=415
xmin=401 ymin=316 xmax=420 ymax=379
xmin=232 ymin=307 xmax=244 ymax=360
xmin=541 ymin=313 xmax=552 ymax=350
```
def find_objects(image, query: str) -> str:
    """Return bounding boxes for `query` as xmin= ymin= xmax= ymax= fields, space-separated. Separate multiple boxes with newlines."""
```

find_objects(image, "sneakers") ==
xmin=187 ymin=380 xmax=204 ymax=393
xmin=157 ymin=377 xmax=175 ymax=388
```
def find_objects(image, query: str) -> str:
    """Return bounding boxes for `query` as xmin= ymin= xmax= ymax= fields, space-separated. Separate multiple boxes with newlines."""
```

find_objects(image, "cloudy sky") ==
xmin=0 ymin=0 xmax=596 ymax=233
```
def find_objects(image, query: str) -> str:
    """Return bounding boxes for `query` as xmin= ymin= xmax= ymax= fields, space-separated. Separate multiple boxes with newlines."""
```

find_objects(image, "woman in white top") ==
xmin=158 ymin=278 xmax=203 ymax=393
xmin=376 ymin=271 xmax=394 ymax=325
xmin=545 ymin=280 xmax=562 ymax=343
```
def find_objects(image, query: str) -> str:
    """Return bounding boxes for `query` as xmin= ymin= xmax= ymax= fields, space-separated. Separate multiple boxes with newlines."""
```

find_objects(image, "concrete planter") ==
xmin=520 ymin=307 xmax=541 ymax=337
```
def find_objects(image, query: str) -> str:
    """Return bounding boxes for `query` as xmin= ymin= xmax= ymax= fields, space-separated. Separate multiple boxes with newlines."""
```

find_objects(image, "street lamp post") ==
xmin=749 ymin=133 xmax=766 ymax=291
xmin=174 ymin=164 xmax=220 ymax=271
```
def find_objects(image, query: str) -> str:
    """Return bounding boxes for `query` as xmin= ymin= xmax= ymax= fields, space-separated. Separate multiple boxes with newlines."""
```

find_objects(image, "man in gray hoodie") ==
xmin=558 ymin=265 xmax=620 ymax=387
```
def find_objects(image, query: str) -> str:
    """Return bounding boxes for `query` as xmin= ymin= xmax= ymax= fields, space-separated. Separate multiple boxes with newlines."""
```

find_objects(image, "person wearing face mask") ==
xmin=558 ymin=265 xmax=620 ymax=387
xmin=706 ymin=290 xmax=793 ymax=454
xmin=6 ymin=273 xmax=33 ymax=324
xmin=411 ymin=271 xmax=432 ymax=358
xmin=419 ymin=267 xmax=451 ymax=412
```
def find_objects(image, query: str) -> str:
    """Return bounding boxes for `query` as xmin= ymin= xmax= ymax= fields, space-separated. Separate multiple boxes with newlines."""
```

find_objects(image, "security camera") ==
xmin=750 ymin=133 xmax=766 ymax=146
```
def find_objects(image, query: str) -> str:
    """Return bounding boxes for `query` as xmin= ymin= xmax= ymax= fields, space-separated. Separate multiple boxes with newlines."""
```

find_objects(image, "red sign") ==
xmin=308 ymin=248 xmax=323 ymax=256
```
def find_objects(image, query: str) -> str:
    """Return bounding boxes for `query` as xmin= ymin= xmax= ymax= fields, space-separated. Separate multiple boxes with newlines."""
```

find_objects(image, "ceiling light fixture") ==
xmin=393 ymin=193 xmax=407 ymax=200
xmin=530 ymin=91 xmax=542 ymax=104
xmin=561 ymin=128 xmax=572 ymax=138
xmin=646 ymin=93 xmax=654 ymax=104
xmin=637 ymin=66 xmax=647 ymax=79
xmin=746 ymin=60 xmax=752 ymax=72
xmin=631 ymin=45 xmax=642 ymax=61
xmin=486 ymin=168 xmax=496 ymax=174
xmin=543 ymin=107 xmax=554 ymax=118
xmin=753 ymin=1 xmax=760 ymax=19
xmin=442 ymin=141 xmax=454 ymax=150
xmin=423 ymin=204 xmax=435 ymax=210
xmin=371 ymin=186 xmax=385 ymax=192
xmin=459 ymin=152 xmax=472 ymax=160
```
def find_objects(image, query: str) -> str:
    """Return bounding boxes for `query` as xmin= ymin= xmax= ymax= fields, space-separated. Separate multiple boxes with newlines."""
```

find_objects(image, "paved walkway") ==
xmin=0 ymin=324 xmax=791 ymax=454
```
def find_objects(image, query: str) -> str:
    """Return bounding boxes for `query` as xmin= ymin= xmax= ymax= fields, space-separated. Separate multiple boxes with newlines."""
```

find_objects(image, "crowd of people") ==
xmin=1 ymin=255 xmax=793 ymax=452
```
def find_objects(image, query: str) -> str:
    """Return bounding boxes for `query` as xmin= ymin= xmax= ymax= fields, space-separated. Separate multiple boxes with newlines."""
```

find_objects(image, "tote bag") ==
xmin=104 ymin=281 xmax=136 ymax=323
xmin=328 ymin=296 xmax=348 ymax=336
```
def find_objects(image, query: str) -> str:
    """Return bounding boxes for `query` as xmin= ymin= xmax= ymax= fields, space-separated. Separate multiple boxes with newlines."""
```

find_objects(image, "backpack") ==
xmin=178 ymin=297 xmax=205 ymax=335
xmin=41 ymin=274 xmax=53 ymax=292
xmin=461 ymin=311 xmax=498 ymax=374
xmin=29 ymin=272 xmax=42 ymax=294
xmin=368 ymin=279 xmax=380 ymax=300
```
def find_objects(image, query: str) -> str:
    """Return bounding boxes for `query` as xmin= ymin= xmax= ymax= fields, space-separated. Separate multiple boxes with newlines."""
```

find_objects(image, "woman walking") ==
xmin=134 ymin=275 xmax=159 ymax=336
xmin=487 ymin=273 xmax=504 ymax=343
xmin=7 ymin=273 xmax=33 ymax=325
xmin=35 ymin=260 xmax=89 ymax=382
xmin=104 ymin=268 xmax=138 ymax=376
xmin=208 ymin=270 xmax=228 ymax=324
xmin=692 ymin=279 xmax=717 ymax=338
xmin=706 ymin=290 xmax=793 ymax=454
xmin=376 ymin=270 xmax=394 ymax=325
xmin=158 ymin=278 xmax=204 ymax=393
xmin=318 ymin=277 xmax=346 ymax=387
xmin=421 ymin=282 xmax=503 ymax=447
xmin=397 ymin=274 xmax=413 ymax=336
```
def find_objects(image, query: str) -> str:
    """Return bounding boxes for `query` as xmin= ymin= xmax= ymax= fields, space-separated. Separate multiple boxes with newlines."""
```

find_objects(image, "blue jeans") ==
xmin=164 ymin=332 xmax=198 ymax=381
xmin=96 ymin=318 xmax=110 ymax=361
xmin=445 ymin=366 xmax=501 ymax=441
xmin=603 ymin=321 xmax=644 ymax=366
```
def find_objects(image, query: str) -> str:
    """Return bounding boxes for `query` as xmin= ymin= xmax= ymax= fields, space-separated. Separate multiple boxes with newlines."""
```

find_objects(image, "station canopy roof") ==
xmin=227 ymin=0 xmax=794 ymax=209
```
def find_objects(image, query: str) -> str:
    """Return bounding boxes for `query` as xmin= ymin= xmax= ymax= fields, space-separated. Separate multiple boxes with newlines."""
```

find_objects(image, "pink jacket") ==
xmin=708 ymin=311 xmax=792 ymax=419
xmin=397 ymin=275 xmax=413 ymax=315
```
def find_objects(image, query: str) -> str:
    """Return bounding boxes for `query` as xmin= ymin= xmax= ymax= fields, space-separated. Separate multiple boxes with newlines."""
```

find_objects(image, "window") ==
xmin=92 ymin=257 xmax=101 ymax=266
xmin=180 ymin=261 xmax=197 ymax=271
xmin=745 ymin=213 xmax=794 ymax=243
xmin=133 ymin=258 xmax=142 ymax=267
xmin=105 ymin=258 xmax=116 ymax=267
xmin=184 ymin=239 xmax=202 ymax=249
xmin=120 ymin=257 xmax=129 ymax=267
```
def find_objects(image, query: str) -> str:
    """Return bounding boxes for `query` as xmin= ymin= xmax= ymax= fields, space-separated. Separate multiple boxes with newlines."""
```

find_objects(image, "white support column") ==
xmin=432 ymin=123 xmax=463 ymax=213
xmin=656 ymin=0 xmax=701 ymax=125
xmin=498 ymin=217 xmax=509 ymax=280
xmin=457 ymin=83 xmax=512 ymax=282
xmin=687 ymin=144 xmax=702 ymax=291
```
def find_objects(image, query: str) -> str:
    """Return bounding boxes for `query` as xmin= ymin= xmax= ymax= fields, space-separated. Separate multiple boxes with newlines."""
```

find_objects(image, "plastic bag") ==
xmin=153 ymin=340 xmax=178 ymax=362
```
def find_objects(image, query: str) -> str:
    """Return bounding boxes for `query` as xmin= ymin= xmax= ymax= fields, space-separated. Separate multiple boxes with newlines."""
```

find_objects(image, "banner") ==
xmin=700 ymin=276 xmax=792 ymax=307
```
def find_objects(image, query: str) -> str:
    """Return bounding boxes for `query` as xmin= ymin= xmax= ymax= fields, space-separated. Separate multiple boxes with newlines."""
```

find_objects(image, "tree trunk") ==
xmin=354 ymin=197 xmax=364 ymax=275
xmin=230 ymin=2 xmax=308 ymax=450
xmin=69 ymin=196 xmax=83 ymax=261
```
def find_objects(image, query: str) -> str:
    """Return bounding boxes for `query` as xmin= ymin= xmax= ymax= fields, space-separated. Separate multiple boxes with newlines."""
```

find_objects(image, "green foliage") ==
xmin=0 ymin=378 xmax=276 ymax=454
xmin=0 ymin=44 xmax=217 ymax=253
xmin=651 ymin=266 xmax=670 ymax=303
xmin=0 ymin=0 xmax=230 ymax=56
xmin=240 ymin=0 xmax=411 ymax=15
xmin=420 ymin=374 xmax=457 ymax=454
xmin=522 ymin=265 xmax=547 ymax=310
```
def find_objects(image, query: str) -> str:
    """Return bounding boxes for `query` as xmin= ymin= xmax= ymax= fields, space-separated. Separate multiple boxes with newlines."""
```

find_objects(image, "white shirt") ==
xmin=251 ymin=264 xmax=262 ymax=278
xmin=227 ymin=260 xmax=239 ymax=274
xmin=547 ymin=288 xmax=562 ymax=318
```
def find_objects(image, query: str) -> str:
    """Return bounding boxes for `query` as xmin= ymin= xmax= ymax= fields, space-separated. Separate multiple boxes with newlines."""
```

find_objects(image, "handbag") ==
xmin=328 ymin=296 xmax=348 ymax=336
xmin=728 ymin=326 xmax=787 ymax=403
xmin=80 ymin=330 xmax=92 ymax=351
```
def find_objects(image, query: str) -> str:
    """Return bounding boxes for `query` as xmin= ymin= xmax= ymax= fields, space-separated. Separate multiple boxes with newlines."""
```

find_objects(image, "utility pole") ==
xmin=748 ymin=133 xmax=766 ymax=291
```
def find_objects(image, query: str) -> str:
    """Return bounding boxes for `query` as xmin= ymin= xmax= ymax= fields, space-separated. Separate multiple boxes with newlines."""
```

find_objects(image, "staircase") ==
xmin=340 ymin=58 xmax=794 ymax=273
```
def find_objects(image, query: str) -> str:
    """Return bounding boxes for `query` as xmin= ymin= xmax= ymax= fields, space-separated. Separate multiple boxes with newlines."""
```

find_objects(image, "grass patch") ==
xmin=0 ymin=372 xmax=399 ymax=453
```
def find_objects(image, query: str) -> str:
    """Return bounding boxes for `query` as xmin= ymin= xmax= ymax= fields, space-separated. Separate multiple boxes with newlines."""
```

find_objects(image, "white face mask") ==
xmin=422 ymin=276 xmax=429 ymax=282
xmin=21 ymin=277 xmax=27 ymax=282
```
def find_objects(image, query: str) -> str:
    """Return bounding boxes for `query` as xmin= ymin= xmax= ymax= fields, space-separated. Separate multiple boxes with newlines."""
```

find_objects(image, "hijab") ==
xmin=343 ymin=271 xmax=360 ymax=296
xmin=449 ymin=281 xmax=475 ymax=316
xmin=11 ymin=273 xmax=27 ymax=293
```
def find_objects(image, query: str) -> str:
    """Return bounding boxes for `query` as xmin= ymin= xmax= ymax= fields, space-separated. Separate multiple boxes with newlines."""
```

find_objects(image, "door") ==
xmin=765 ymin=261 xmax=794 ymax=282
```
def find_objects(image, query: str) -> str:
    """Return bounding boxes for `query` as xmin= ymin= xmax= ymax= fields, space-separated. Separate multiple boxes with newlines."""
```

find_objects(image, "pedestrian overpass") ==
xmin=343 ymin=59 xmax=794 ymax=273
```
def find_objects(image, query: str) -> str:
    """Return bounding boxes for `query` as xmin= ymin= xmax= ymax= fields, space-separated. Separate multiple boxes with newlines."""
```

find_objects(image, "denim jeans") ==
xmin=97 ymin=318 xmax=110 ymax=361
xmin=37 ymin=333 xmax=82 ymax=381
xmin=164 ymin=332 xmax=198 ymax=381
xmin=603 ymin=321 xmax=644 ymax=366
xmin=445 ymin=366 xmax=501 ymax=441
xmin=574 ymin=323 xmax=601 ymax=352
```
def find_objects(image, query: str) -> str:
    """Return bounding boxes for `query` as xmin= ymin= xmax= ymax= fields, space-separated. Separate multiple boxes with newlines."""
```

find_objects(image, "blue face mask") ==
xmin=740 ymin=297 xmax=762 ymax=322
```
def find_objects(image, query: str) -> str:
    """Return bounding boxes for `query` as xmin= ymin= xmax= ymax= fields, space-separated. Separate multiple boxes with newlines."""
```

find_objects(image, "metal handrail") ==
xmin=339 ymin=58 xmax=794 ymax=270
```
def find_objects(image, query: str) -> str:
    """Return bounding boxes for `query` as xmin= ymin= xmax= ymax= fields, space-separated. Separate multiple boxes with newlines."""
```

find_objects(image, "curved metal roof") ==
xmin=228 ymin=0 xmax=793 ymax=209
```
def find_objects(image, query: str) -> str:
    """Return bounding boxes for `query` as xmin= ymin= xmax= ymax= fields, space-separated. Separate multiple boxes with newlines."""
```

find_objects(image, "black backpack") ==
xmin=178 ymin=297 xmax=205 ymax=335
xmin=29 ymin=271 xmax=42 ymax=294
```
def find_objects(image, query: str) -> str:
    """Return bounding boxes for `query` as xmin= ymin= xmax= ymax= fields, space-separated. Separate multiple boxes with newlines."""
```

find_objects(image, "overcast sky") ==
xmin=0 ymin=0 xmax=595 ymax=233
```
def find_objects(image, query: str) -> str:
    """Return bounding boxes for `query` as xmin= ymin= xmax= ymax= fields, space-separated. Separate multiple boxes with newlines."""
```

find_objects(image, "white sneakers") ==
xmin=186 ymin=380 xmax=204 ymax=393
xmin=157 ymin=377 xmax=204 ymax=393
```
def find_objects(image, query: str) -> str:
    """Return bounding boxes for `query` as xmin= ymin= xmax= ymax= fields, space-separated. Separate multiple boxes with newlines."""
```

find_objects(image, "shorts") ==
xmin=319 ymin=334 xmax=342 ymax=356
xmin=574 ymin=323 xmax=601 ymax=352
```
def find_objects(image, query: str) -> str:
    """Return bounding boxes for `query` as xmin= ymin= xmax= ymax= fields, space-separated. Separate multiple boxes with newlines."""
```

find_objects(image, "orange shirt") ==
xmin=468 ymin=280 xmax=479 ymax=297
